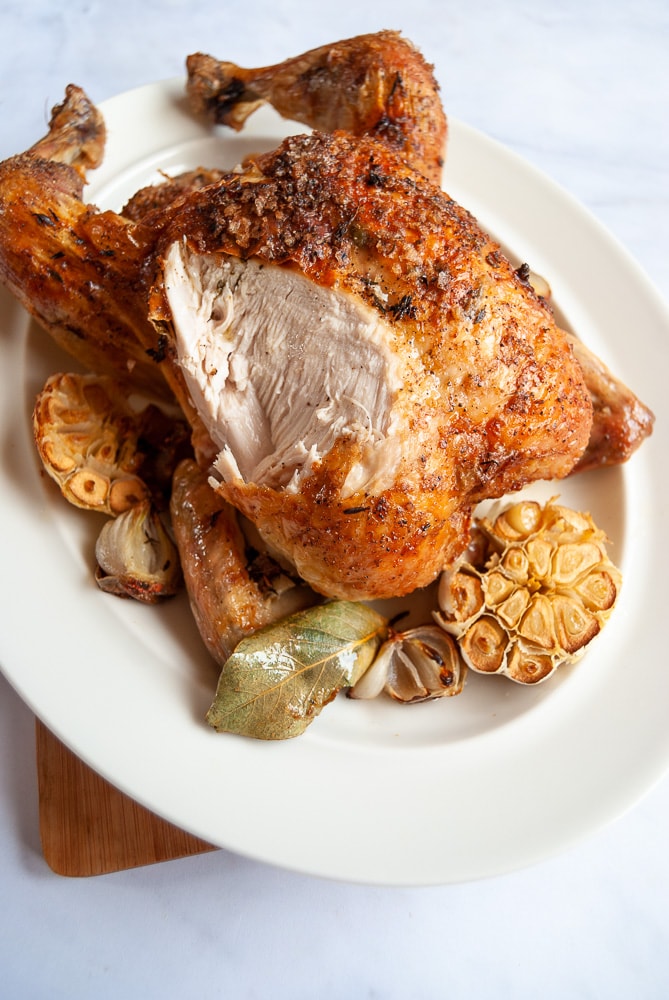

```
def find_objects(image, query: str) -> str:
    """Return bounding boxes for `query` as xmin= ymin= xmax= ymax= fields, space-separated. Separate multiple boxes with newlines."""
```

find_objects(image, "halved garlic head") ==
xmin=95 ymin=501 xmax=182 ymax=603
xmin=435 ymin=499 xmax=622 ymax=684
xmin=33 ymin=373 xmax=188 ymax=515
xmin=349 ymin=625 xmax=466 ymax=703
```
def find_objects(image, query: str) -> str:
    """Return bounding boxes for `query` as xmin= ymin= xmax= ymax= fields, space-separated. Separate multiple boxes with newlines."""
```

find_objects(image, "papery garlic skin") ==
xmin=350 ymin=625 xmax=466 ymax=703
xmin=95 ymin=501 xmax=182 ymax=603
xmin=435 ymin=499 xmax=622 ymax=684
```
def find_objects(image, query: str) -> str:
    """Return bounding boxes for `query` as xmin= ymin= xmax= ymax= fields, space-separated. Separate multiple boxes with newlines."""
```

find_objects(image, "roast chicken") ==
xmin=0 ymin=32 xmax=653 ymax=604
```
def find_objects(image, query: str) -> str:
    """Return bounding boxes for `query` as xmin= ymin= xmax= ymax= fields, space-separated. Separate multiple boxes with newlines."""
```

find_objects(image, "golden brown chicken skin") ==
xmin=565 ymin=332 xmax=655 ymax=473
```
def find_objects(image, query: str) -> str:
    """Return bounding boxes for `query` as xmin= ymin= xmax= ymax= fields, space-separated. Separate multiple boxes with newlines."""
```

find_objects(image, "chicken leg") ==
xmin=186 ymin=30 xmax=447 ymax=185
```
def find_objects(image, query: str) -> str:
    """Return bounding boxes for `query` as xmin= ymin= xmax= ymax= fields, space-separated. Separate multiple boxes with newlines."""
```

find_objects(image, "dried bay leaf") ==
xmin=206 ymin=601 xmax=388 ymax=740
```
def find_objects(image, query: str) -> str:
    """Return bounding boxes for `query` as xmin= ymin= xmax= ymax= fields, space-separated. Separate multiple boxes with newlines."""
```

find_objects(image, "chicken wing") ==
xmin=565 ymin=332 xmax=655 ymax=472
xmin=171 ymin=459 xmax=317 ymax=664
xmin=0 ymin=86 xmax=166 ymax=398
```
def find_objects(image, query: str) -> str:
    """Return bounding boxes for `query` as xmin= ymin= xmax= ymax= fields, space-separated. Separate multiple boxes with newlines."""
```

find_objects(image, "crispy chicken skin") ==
xmin=186 ymin=30 xmax=447 ymax=184
xmin=121 ymin=167 xmax=226 ymax=223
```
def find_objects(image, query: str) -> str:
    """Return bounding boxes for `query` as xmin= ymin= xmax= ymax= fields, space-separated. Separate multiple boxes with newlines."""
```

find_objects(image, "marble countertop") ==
xmin=1 ymin=1 xmax=668 ymax=996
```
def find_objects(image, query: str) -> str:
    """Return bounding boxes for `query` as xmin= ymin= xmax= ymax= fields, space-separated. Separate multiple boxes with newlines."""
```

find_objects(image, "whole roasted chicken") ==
xmin=0 ymin=32 xmax=653 ymax=604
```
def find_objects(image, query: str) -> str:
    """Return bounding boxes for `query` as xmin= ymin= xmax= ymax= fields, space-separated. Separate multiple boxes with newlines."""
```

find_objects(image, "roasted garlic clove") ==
xmin=349 ymin=625 xmax=466 ymax=703
xmin=436 ymin=498 xmax=622 ymax=684
xmin=33 ymin=372 xmax=188 ymax=515
xmin=551 ymin=594 xmax=600 ymax=655
xmin=516 ymin=593 xmax=558 ymax=650
xmin=570 ymin=569 xmax=618 ymax=612
xmin=494 ymin=587 xmax=530 ymax=629
xmin=487 ymin=499 xmax=543 ymax=542
xmin=437 ymin=567 xmax=484 ymax=623
xmin=505 ymin=644 xmax=555 ymax=684
xmin=551 ymin=541 xmax=602 ymax=587
xmin=95 ymin=501 xmax=182 ymax=603
xmin=458 ymin=616 xmax=507 ymax=674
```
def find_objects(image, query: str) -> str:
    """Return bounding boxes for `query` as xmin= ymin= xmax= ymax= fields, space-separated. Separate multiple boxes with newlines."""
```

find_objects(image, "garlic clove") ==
xmin=505 ymin=644 xmax=555 ymax=684
xmin=571 ymin=569 xmax=618 ymax=612
xmin=95 ymin=501 xmax=182 ymax=603
xmin=495 ymin=588 xmax=530 ymax=629
xmin=459 ymin=616 xmax=507 ymax=673
xmin=490 ymin=500 xmax=542 ymax=542
xmin=517 ymin=594 xmax=558 ymax=651
xmin=350 ymin=625 xmax=466 ymax=703
xmin=500 ymin=546 xmax=530 ymax=584
xmin=482 ymin=570 xmax=515 ymax=607
xmin=438 ymin=568 xmax=484 ymax=622
xmin=386 ymin=647 xmax=428 ymax=702
xmin=525 ymin=537 xmax=553 ymax=580
xmin=551 ymin=594 xmax=600 ymax=656
xmin=346 ymin=643 xmax=393 ymax=699
xmin=551 ymin=541 xmax=603 ymax=588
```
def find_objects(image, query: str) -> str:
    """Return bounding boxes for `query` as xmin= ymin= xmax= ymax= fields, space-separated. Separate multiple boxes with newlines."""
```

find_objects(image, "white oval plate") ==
xmin=1 ymin=78 xmax=667 ymax=885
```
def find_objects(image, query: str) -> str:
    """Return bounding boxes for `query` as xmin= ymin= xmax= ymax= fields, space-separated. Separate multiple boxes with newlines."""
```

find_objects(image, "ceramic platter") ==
xmin=1 ymin=78 xmax=667 ymax=885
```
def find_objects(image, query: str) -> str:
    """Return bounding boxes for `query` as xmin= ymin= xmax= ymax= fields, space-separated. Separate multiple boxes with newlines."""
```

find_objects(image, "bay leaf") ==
xmin=205 ymin=601 xmax=388 ymax=740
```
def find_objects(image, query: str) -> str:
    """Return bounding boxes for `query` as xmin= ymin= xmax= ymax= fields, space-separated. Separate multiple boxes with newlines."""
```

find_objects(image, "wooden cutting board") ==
xmin=36 ymin=720 xmax=217 ymax=876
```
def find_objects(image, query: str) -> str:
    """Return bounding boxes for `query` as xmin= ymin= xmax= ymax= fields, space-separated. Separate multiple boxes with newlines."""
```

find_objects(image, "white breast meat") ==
xmin=165 ymin=246 xmax=404 ymax=497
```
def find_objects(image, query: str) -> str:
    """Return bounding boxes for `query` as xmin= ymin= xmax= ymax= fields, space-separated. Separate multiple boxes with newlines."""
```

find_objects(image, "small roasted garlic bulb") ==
xmin=349 ymin=625 xmax=466 ymax=703
xmin=33 ymin=372 xmax=187 ymax=515
xmin=95 ymin=501 xmax=182 ymax=603
xmin=435 ymin=499 xmax=622 ymax=685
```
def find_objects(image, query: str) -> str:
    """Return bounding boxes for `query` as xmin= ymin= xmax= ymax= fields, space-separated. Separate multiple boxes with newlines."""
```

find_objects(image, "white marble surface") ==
xmin=1 ymin=0 xmax=668 ymax=996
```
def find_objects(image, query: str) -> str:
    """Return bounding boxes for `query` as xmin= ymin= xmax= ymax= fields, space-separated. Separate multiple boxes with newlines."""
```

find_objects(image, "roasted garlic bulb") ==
xmin=95 ymin=501 xmax=182 ymax=602
xmin=33 ymin=372 xmax=188 ymax=515
xmin=349 ymin=624 xmax=466 ymax=703
xmin=435 ymin=499 xmax=622 ymax=684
